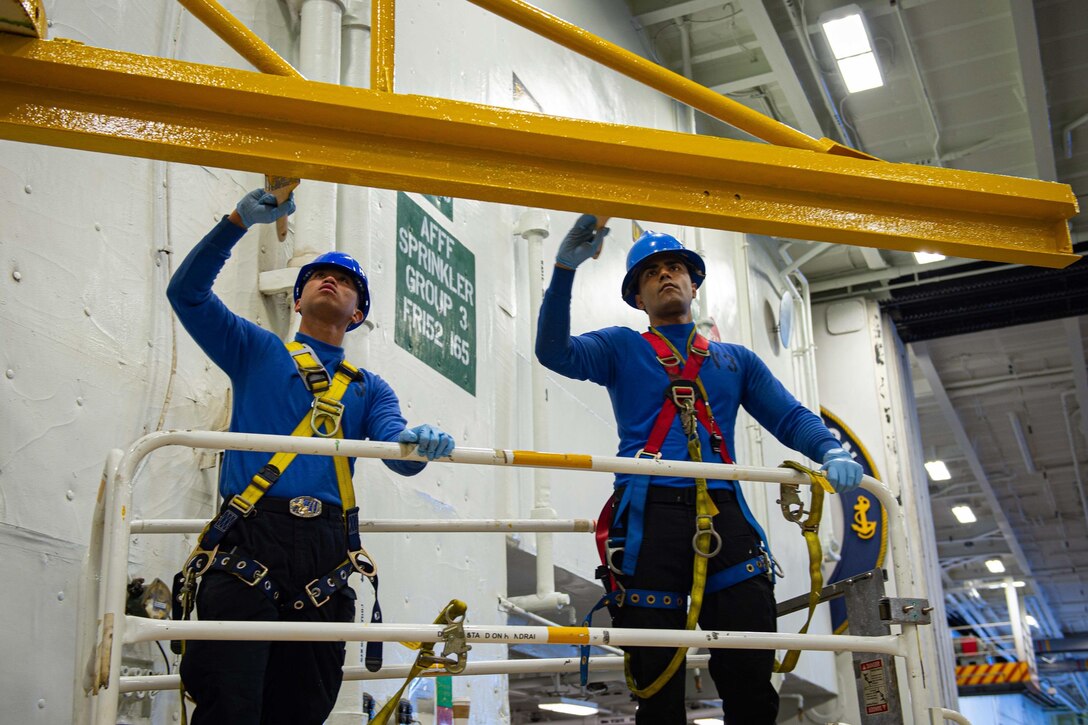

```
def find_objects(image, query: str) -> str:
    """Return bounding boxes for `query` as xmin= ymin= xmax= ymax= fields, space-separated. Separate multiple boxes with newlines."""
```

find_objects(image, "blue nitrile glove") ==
xmin=235 ymin=189 xmax=296 ymax=228
xmin=821 ymin=447 xmax=864 ymax=493
xmin=556 ymin=214 xmax=610 ymax=270
xmin=398 ymin=424 xmax=455 ymax=460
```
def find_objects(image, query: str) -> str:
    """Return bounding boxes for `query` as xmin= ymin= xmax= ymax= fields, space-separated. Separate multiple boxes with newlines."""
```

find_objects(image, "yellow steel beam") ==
xmin=176 ymin=0 xmax=301 ymax=78
xmin=467 ymin=0 xmax=870 ymax=159
xmin=1 ymin=0 xmax=45 ymax=38
xmin=0 ymin=37 xmax=1078 ymax=267
xmin=371 ymin=0 xmax=395 ymax=92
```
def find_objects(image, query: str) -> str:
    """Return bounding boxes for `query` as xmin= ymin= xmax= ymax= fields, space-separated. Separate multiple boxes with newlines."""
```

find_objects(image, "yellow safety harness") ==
xmin=172 ymin=342 xmax=384 ymax=718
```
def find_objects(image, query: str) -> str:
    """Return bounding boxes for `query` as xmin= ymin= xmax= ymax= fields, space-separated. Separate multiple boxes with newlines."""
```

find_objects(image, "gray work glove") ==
xmin=235 ymin=189 xmax=296 ymax=228
xmin=556 ymin=214 xmax=609 ymax=270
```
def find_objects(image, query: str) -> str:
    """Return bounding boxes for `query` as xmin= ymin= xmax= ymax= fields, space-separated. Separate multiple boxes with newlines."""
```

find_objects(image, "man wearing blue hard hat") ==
xmin=536 ymin=215 xmax=862 ymax=724
xmin=167 ymin=189 xmax=454 ymax=725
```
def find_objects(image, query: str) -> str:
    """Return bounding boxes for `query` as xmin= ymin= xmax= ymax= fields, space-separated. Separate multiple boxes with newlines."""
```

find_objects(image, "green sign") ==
xmin=423 ymin=194 xmax=454 ymax=220
xmin=395 ymin=192 xmax=476 ymax=395
xmin=436 ymin=675 xmax=452 ymax=707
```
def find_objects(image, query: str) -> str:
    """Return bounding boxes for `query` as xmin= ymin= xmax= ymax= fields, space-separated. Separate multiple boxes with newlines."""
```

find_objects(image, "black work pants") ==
xmin=180 ymin=501 xmax=356 ymax=725
xmin=611 ymin=487 xmax=779 ymax=725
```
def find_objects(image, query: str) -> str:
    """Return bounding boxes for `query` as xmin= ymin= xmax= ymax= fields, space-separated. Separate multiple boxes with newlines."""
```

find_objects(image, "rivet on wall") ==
xmin=12 ymin=270 xmax=21 ymax=281
xmin=5 ymin=369 xmax=14 ymax=379
xmin=24 ymin=185 xmax=31 ymax=194
xmin=57 ymin=591 xmax=65 ymax=601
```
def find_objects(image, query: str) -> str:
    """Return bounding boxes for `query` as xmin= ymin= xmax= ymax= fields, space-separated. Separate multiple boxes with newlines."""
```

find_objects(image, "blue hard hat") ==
xmin=294 ymin=251 xmax=371 ymax=331
xmin=621 ymin=231 xmax=706 ymax=308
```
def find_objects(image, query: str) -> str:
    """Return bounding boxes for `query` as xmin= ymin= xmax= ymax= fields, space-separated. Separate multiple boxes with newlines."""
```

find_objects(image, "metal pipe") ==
xmin=1063 ymin=110 xmax=1088 ymax=159
xmin=95 ymin=429 xmax=917 ymax=722
xmin=1061 ymin=392 xmax=1088 ymax=550
xmin=118 ymin=653 xmax=712 ymax=693
xmin=176 ymin=0 xmax=301 ymax=77
xmin=932 ymin=708 xmax=974 ymax=725
xmin=498 ymin=597 xmax=622 ymax=655
xmin=124 ymin=615 xmax=903 ymax=654
xmin=370 ymin=0 xmax=394 ymax=91
xmin=893 ymin=2 xmax=942 ymax=166
xmin=463 ymin=0 xmax=835 ymax=153
xmin=512 ymin=211 xmax=566 ymax=611
xmin=130 ymin=517 xmax=596 ymax=534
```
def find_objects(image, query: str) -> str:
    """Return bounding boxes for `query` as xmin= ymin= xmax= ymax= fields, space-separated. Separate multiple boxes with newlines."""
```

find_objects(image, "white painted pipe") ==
xmin=931 ymin=707 xmax=974 ymax=725
xmin=130 ymin=518 xmax=597 ymax=534
xmin=498 ymin=596 xmax=623 ymax=655
xmin=514 ymin=210 xmax=569 ymax=611
xmin=123 ymin=615 xmax=902 ymax=655
xmin=117 ymin=654 xmax=712 ymax=693
xmin=290 ymin=0 xmax=344 ymax=265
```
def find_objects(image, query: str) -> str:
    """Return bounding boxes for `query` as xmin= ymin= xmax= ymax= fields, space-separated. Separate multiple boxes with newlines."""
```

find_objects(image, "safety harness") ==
xmin=172 ymin=341 xmax=384 ymax=670
xmin=579 ymin=328 xmax=773 ymax=696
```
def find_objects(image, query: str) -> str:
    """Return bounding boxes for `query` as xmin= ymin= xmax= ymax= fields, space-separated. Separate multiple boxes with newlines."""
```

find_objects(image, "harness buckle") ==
xmin=634 ymin=449 xmax=661 ymax=460
xmin=242 ymin=561 xmax=269 ymax=587
xmin=311 ymin=396 xmax=345 ymax=437
xmin=305 ymin=577 xmax=332 ymax=608
xmin=655 ymin=353 xmax=681 ymax=368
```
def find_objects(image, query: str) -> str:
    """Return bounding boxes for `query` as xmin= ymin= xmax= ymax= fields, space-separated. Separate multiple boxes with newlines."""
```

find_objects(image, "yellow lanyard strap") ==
xmin=773 ymin=461 xmax=831 ymax=673
xmin=371 ymin=600 xmax=470 ymax=725
xmin=625 ymin=436 xmax=720 ymax=699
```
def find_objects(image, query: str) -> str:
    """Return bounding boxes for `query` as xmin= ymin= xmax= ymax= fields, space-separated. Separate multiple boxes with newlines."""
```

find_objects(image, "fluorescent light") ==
xmin=822 ymin=13 xmax=872 ymax=58
xmin=820 ymin=5 xmax=884 ymax=93
xmin=914 ymin=251 xmax=946 ymax=264
xmin=1026 ymin=615 xmax=1039 ymax=628
xmin=694 ymin=719 xmax=725 ymax=725
xmin=951 ymin=504 xmax=976 ymax=524
xmin=837 ymin=52 xmax=884 ymax=93
xmin=985 ymin=559 xmax=1005 ymax=574
xmin=538 ymin=698 xmax=599 ymax=716
xmin=924 ymin=460 xmax=951 ymax=481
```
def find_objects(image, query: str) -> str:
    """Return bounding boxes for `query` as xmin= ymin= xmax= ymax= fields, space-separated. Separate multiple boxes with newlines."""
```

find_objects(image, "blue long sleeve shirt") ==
xmin=167 ymin=216 xmax=423 ymax=506
xmin=536 ymin=267 xmax=838 ymax=491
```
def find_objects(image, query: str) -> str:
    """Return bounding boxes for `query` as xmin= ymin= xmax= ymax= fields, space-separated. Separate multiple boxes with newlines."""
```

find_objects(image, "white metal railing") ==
xmin=78 ymin=429 xmax=972 ymax=725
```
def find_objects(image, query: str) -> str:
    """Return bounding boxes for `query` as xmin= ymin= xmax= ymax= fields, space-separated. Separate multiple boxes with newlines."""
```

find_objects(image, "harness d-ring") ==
xmin=693 ymin=528 xmax=722 ymax=558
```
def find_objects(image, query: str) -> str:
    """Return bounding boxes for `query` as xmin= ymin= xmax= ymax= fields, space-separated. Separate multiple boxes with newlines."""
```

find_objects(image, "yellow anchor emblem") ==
xmin=851 ymin=494 xmax=877 ymax=540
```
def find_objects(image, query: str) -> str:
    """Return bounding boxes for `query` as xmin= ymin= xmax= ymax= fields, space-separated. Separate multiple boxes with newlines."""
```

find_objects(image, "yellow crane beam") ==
xmin=0 ymin=36 xmax=1078 ymax=267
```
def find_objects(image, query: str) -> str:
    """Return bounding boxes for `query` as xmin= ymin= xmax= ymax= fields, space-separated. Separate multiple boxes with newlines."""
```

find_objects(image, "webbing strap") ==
xmin=614 ymin=330 xmax=720 ymax=577
xmin=578 ymin=587 xmax=686 ymax=685
xmin=371 ymin=600 xmax=469 ymax=725
xmin=772 ymin=461 xmax=830 ymax=674
xmin=624 ymin=435 xmax=718 ymax=700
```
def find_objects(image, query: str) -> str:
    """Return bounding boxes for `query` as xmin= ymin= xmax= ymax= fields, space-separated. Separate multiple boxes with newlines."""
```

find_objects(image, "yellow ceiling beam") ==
xmin=0 ymin=37 xmax=1078 ymax=267
xmin=0 ymin=0 xmax=45 ymax=38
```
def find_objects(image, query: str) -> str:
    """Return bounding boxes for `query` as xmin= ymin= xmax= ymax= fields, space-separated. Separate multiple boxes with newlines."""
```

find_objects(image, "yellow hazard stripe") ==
xmin=512 ymin=451 xmax=593 ymax=469
xmin=547 ymin=627 xmax=590 ymax=644
xmin=956 ymin=662 xmax=1031 ymax=686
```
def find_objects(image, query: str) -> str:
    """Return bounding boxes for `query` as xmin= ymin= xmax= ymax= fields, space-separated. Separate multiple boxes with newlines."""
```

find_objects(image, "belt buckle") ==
xmin=289 ymin=496 xmax=323 ymax=518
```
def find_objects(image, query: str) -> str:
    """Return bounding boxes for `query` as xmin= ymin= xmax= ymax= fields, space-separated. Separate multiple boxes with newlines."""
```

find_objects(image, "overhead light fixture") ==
xmin=914 ymin=251 xmax=946 ymax=264
xmin=924 ymin=460 xmax=951 ymax=481
xmin=820 ymin=5 xmax=884 ymax=93
xmin=951 ymin=504 xmax=976 ymax=524
xmin=1025 ymin=614 xmax=1039 ymax=628
xmin=538 ymin=697 xmax=599 ymax=716
xmin=985 ymin=559 xmax=1006 ymax=574
xmin=694 ymin=719 xmax=725 ymax=725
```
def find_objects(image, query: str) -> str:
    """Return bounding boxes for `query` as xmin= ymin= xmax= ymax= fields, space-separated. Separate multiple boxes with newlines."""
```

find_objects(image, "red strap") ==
xmin=594 ymin=493 xmax=617 ymax=590
xmin=639 ymin=331 xmax=732 ymax=464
